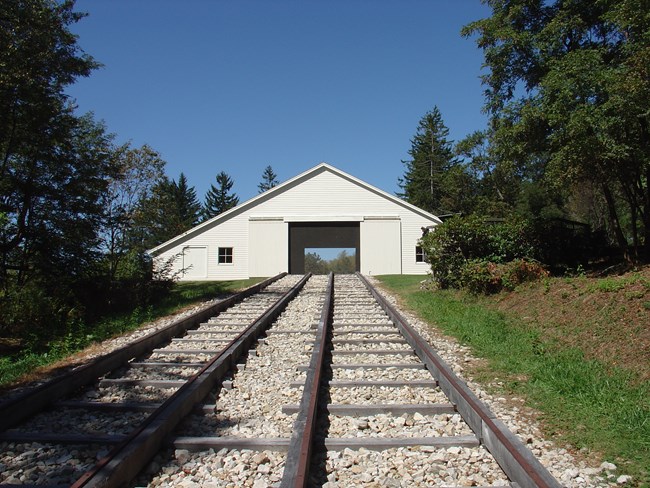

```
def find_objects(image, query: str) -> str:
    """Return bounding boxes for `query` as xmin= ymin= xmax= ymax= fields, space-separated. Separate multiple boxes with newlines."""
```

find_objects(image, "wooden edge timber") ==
xmin=332 ymin=349 xmax=415 ymax=356
xmin=128 ymin=362 xmax=204 ymax=368
xmin=330 ymin=338 xmax=406 ymax=344
xmin=171 ymin=434 xmax=479 ymax=452
xmin=0 ymin=273 xmax=287 ymax=432
xmin=356 ymin=273 xmax=561 ymax=488
xmin=71 ymin=273 xmax=310 ymax=488
xmin=98 ymin=379 xmax=186 ymax=388
xmin=289 ymin=379 xmax=438 ymax=388
xmin=149 ymin=349 xmax=224 ymax=355
xmin=281 ymin=403 xmax=456 ymax=415
xmin=55 ymin=400 xmax=162 ymax=412
xmin=170 ymin=338 xmax=233 ymax=342
xmin=324 ymin=435 xmax=479 ymax=450
xmin=0 ymin=432 xmax=127 ymax=444
xmin=280 ymin=273 xmax=334 ymax=488
xmin=173 ymin=436 xmax=291 ymax=451
xmin=185 ymin=330 xmax=240 ymax=335
xmin=295 ymin=363 xmax=425 ymax=371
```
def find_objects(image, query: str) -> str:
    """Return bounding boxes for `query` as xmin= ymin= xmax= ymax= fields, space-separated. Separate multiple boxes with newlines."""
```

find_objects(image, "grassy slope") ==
xmin=0 ymin=278 xmax=263 ymax=390
xmin=376 ymin=273 xmax=650 ymax=486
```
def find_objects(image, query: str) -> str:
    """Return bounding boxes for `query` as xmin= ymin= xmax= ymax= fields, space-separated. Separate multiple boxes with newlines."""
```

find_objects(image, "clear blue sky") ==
xmin=67 ymin=0 xmax=491 ymax=203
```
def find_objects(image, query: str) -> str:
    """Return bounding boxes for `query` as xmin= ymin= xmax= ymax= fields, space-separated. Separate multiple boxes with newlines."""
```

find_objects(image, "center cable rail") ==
xmin=280 ymin=273 xmax=562 ymax=488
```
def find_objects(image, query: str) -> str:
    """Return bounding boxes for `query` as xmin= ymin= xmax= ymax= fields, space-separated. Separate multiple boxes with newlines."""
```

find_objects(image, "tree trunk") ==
xmin=602 ymin=183 xmax=633 ymax=263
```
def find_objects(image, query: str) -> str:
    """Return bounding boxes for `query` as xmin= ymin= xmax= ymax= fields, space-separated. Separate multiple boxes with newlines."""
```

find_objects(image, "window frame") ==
xmin=218 ymin=247 xmax=234 ymax=265
xmin=415 ymin=245 xmax=427 ymax=263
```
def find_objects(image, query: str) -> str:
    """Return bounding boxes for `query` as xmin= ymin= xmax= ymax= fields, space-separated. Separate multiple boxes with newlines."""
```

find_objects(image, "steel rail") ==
xmin=0 ymin=273 xmax=287 ymax=432
xmin=72 ymin=273 xmax=311 ymax=488
xmin=281 ymin=272 xmax=334 ymax=488
xmin=356 ymin=273 xmax=561 ymax=488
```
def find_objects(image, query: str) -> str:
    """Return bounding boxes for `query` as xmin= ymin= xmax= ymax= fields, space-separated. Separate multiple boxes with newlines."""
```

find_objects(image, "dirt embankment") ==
xmin=486 ymin=265 xmax=650 ymax=383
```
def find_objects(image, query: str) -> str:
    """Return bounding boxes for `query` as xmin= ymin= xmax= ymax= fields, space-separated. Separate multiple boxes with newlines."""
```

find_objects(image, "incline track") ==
xmin=0 ymin=273 xmax=307 ymax=487
xmin=0 ymin=273 xmax=563 ymax=487
xmin=281 ymin=273 xmax=561 ymax=488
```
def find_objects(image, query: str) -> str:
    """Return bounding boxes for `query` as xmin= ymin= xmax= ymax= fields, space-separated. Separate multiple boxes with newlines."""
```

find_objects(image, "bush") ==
xmin=461 ymin=259 xmax=550 ymax=294
xmin=420 ymin=215 xmax=538 ymax=289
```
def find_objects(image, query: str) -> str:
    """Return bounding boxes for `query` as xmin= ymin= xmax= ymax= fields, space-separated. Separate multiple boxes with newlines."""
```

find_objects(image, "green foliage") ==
xmin=463 ymin=0 xmax=650 ymax=260
xmin=398 ymin=107 xmax=475 ymax=214
xmin=328 ymin=250 xmax=356 ymax=274
xmin=420 ymin=215 xmax=537 ymax=289
xmin=0 ymin=278 xmax=262 ymax=388
xmin=376 ymin=276 xmax=650 ymax=484
xmin=461 ymin=259 xmax=550 ymax=294
xmin=202 ymin=171 xmax=239 ymax=220
xmin=304 ymin=250 xmax=356 ymax=274
xmin=304 ymin=252 xmax=329 ymax=275
xmin=258 ymin=165 xmax=279 ymax=193
xmin=133 ymin=172 xmax=201 ymax=249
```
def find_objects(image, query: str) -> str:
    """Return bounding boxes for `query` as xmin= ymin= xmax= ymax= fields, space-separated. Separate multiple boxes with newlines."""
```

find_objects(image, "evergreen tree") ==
xmin=202 ymin=171 xmax=239 ymax=220
xmin=258 ymin=165 xmax=279 ymax=193
xmin=173 ymin=173 xmax=202 ymax=230
xmin=398 ymin=107 xmax=470 ymax=214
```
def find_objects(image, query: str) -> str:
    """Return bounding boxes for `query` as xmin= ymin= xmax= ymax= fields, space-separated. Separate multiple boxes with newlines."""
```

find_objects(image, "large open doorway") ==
xmin=289 ymin=222 xmax=360 ymax=273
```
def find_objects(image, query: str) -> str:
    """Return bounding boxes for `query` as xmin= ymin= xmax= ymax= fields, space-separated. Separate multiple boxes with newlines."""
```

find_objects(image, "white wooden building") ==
xmin=148 ymin=163 xmax=441 ymax=280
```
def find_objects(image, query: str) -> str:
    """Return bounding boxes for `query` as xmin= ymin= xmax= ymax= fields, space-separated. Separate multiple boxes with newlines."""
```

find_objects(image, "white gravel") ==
xmin=1 ymin=274 xmax=622 ymax=487
xmin=366 ymin=275 xmax=617 ymax=487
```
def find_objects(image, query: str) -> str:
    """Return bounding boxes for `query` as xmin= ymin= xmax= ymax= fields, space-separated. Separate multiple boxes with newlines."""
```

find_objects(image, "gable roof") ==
xmin=147 ymin=162 xmax=441 ymax=255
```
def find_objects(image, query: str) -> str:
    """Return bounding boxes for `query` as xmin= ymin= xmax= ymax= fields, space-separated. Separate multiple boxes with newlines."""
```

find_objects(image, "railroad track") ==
xmin=0 ymin=273 xmax=307 ymax=487
xmin=0 ymin=273 xmax=562 ymax=487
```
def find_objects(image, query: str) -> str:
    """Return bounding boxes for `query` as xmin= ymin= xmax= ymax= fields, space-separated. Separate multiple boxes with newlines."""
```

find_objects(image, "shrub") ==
xmin=461 ymin=259 xmax=549 ymax=294
xmin=420 ymin=215 xmax=538 ymax=289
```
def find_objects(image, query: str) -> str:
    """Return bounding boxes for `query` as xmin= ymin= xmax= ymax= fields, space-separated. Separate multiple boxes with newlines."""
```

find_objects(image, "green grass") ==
xmin=376 ymin=275 xmax=650 ymax=486
xmin=0 ymin=278 xmax=263 ymax=389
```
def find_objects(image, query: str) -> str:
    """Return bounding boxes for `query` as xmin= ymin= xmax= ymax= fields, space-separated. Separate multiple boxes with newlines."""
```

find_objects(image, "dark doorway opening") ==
xmin=289 ymin=222 xmax=360 ymax=273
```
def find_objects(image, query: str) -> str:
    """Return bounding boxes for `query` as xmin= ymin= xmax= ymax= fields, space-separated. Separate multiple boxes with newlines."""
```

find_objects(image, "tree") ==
xmin=0 ymin=0 xmax=101 ymax=290
xmin=133 ymin=172 xmax=201 ymax=249
xmin=398 ymin=107 xmax=474 ymax=215
xmin=202 ymin=171 xmax=239 ymax=220
xmin=329 ymin=250 xmax=356 ymax=273
xmin=101 ymin=144 xmax=166 ymax=280
xmin=304 ymin=252 xmax=328 ymax=275
xmin=258 ymin=165 xmax=279 ymax=193
xmin=173 ymin=173 xmax=202 ymax=230
xmin=463 ymin=0 xmax=650 ymax=260
xmin=455 ymin=130 xmax=520 ymax=216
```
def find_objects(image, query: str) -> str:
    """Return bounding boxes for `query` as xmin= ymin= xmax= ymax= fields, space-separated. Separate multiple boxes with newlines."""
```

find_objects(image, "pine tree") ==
xmin=258 ymin=165 xmax=279 ymax=193
xmin=202 ymin=171 xmax=239 ymax=220
xmin=398 ymin=107 xmax=463 ymax=215
xmin=174 ymin=173 xmax=201 ymax=229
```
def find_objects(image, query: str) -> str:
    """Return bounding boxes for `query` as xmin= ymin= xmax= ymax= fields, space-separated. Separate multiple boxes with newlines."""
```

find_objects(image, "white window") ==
xmin=415 ymin=246 xmax=426 ymax=263
xmin=218 ymin=247 xmax=233 ymax=264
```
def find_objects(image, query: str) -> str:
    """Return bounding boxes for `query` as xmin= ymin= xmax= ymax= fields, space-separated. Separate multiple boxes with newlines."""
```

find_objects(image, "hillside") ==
xmin=377 ymin=267 xmax=650 ymax=486
xmin=488 ymin=265 xmax=650 ymax=383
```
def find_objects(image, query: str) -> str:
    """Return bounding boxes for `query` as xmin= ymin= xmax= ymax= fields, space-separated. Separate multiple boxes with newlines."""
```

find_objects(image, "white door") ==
xmin=182 ymin=246 xmax=208 ymax=279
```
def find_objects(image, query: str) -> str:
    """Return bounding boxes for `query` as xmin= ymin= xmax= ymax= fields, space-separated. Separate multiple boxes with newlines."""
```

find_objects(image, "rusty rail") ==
xmin=281 ymin=272 xmax=334 ymax=488
xmin=0 ymin=273 xmax=287 ymax=433
xmin=73 ymin=273 xmax=311 ymax=488
xmin=356 ymin=272 xmax=561 ymax=488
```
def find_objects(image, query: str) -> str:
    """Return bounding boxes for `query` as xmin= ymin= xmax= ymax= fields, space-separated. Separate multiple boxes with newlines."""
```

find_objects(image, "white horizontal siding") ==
xmin=154 ymin=166 xmax=437 ymax=280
